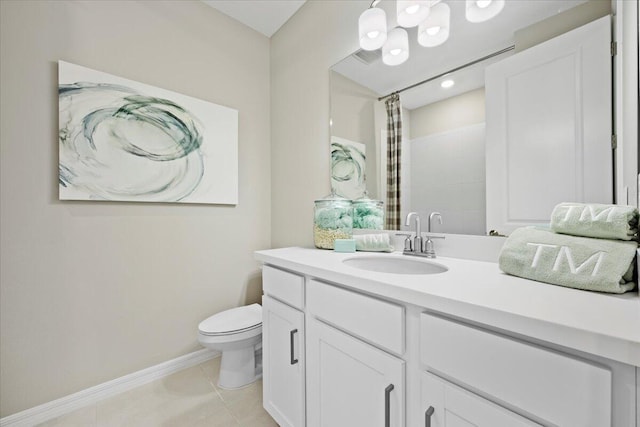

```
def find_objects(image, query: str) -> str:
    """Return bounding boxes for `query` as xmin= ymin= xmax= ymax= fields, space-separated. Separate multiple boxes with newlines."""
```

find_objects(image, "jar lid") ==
xmin=315 ymin=190 xmax=351 ymax=203
xmin=353 ymin=191 xmax=382 ymax=204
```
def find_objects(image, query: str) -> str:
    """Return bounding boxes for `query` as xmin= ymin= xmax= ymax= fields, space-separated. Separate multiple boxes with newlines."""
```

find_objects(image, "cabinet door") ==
xmin=485 ymin=16 xmax=612 ymax=235
xmin=307 ymin=318 xmax=404 ymax=427
xmin=262 ymin=296 xmax=305 ymax=427
xmin=421 ymin=372 xmax=541 ymax=427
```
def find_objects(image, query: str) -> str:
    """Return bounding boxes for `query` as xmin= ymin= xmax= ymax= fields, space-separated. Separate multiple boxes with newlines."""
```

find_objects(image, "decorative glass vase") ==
xmin=314 ymin=193 xmax=353 ymax=249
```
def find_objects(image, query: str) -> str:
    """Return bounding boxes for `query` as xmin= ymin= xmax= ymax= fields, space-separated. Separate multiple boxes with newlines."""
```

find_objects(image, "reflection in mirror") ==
xmin=330 ymin=0 xmax=613 ymax=235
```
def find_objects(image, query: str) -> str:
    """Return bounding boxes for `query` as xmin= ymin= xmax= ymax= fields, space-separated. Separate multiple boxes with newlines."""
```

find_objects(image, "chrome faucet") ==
xmin=424 ymin=212 xmax=444 ymax=258
xmin=401 ymin=211 xmax=445 ymax=258
xmin=405 ymin=212 xmax=423 ymax=254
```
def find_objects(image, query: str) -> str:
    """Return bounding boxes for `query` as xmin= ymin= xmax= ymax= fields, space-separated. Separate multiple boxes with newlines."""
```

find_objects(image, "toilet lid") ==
xmin=198 ymin=303 xmax=262 ymax=336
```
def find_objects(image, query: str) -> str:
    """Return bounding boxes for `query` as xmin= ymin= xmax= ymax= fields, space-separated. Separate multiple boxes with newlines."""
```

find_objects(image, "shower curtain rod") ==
xmin=377 ymin=45 xmax=516 ymax=101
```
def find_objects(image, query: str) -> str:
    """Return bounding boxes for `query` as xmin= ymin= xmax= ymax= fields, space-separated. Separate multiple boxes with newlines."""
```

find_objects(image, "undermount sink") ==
xmin=342 ymin=255 xmax=448 ymax=275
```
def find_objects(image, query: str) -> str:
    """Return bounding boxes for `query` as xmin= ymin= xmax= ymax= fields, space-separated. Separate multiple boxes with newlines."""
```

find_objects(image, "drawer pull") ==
xmin=290 ymin=329 xmax=298 ymax=365
xmin=425 ymin=406 xmax=434 ymax=427
xmin=385 ymin=384 xmax=394 ymax=427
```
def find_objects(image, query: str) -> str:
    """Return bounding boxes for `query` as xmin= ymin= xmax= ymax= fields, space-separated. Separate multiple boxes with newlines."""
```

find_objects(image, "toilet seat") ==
xmin=198 ymin=303 xmax=262 ymax=337
xmin=200 ymin=323 xmax=261 ymax=337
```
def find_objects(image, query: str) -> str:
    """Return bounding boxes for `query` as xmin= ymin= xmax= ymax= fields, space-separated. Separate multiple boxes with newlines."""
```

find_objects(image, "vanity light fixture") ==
xmin=359 ymin=4 xmax=388 ymax=51
xmin=465 ymin=0 xmax=505 ymax=23
xmin=440 ymin=79 xmax=455 ymax=88
xmin=383 ymin=28 xmax=410 ymax=65
xmin=397 ymin=0 xmax=431 ymax=28
xmin=361 ymin=0 xmax=504 ymax=66
xmin=417 ymin=2 xmax=450 ymax=47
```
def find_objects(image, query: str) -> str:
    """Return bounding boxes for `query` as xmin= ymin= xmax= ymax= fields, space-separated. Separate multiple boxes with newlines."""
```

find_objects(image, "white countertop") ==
xmin=255 ymin=247 xmax=640 ymax=367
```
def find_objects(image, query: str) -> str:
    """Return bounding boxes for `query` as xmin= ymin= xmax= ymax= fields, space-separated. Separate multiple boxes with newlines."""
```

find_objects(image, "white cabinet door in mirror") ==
xmin=486 ymin=15 xmax=612 ymax=235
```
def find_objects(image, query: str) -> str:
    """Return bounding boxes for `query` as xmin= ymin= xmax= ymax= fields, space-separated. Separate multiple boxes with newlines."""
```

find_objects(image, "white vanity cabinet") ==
xmin=258 ymin=253 xmax=638 ymax=427
xmin=262 ymin=266 xmax=306 ymax=427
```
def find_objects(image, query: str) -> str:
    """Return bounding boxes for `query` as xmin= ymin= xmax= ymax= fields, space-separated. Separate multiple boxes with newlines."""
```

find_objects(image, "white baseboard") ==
xmin=0 ymin=349 xmax=219 ymax=427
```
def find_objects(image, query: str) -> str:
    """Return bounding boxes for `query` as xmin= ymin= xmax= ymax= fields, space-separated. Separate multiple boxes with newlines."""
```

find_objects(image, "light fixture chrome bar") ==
xmin=377 ymin=44 xmax=515 ymax=101
xmin=370 ymin=0 xmax=383 ymax=7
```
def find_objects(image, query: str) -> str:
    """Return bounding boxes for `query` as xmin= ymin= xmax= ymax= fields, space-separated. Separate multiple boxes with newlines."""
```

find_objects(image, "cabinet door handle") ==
xmin=425 ymin=406 xmax=434 ymax=427
xmin=385 ymin=384 xmax=394 ymax=427
xmin=289 ymin=329 xmax=298 ymax=365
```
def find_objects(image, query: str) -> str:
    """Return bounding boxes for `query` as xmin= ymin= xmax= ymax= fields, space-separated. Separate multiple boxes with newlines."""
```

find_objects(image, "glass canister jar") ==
xmin=314 ymin=192 xmax=353 ymax=249
xmin=353 ymin=193 xmax=384 ymax=230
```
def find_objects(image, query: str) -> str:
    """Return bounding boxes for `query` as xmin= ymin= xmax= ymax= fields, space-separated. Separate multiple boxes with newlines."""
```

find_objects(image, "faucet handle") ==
xmin=425 ymin=234 xmax=445 ymax=240
xmin=423 ymin=234 xmax=444 ymax=258
xmin=395 ymin=233 xmax=413 ymax=252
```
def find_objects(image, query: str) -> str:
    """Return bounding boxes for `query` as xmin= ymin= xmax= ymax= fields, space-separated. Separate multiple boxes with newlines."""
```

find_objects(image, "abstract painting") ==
xmin=331 ymin=136 xmax=366 ymax=200
xmin=58 ymin=61 xmax=238 ymax=204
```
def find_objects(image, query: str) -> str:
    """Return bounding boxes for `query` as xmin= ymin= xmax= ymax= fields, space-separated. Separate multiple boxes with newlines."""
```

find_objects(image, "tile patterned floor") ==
xmin=37 ymin=357 xmax=278 ymax=427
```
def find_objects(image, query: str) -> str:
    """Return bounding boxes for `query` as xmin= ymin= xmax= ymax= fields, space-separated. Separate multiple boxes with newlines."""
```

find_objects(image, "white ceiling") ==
xmin=202 ymin=0 xmax=307 ymax=37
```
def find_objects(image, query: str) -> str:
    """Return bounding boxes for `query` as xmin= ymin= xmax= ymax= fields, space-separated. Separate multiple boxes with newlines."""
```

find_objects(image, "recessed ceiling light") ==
xmin=441 ymin=79 xmax=455 ymax=88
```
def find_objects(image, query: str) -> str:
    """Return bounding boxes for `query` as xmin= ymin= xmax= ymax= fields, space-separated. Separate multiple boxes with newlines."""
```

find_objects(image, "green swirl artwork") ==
xmin=58 ymin=61 xmax=238 ymax=204
xmin=331 ymin=136 xmax=366 ymax=200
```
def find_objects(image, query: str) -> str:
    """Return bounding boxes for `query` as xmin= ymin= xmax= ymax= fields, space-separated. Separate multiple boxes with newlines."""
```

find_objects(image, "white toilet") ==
xmin=197 ymin=303 xmax=263 ymax=389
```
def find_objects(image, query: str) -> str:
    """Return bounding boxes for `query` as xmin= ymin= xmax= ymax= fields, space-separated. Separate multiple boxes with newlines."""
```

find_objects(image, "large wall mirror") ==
xmin=329 ymin=0 xmax=621 ymax=235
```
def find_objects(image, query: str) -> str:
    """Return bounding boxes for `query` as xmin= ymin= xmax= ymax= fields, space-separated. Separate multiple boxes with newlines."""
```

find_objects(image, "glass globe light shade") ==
xmin=417 ymin=2 xmax=450 ymax=47
xmin=465 ymin=0 xmax=505 ymax=23
xmin=359 ymin=7 xmax=387 ymax=51
xmin=397 ymin=0 xmax=431 ymax=28
xmin=382 ymin=28 xmax=409 ymax=66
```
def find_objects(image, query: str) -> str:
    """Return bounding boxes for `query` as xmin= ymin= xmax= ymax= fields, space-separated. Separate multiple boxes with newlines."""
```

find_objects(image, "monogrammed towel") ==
xmin=499 ymin=227 xmax=637 ymax=293
xmin=551 ymin=203 xmax=638 ymax=241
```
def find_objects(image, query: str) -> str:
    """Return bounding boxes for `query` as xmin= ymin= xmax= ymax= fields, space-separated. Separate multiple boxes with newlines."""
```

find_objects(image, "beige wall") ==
xmin=330 ymin=71 xmax=379 ymax=197
xmin=409 ymin=88 xmax=486 ymax=139
xmin=271 ymin=0 xmax=368 ymax=247
xmin=0 ymin=0 xmax=271 ymax=416
xmin=515 ymin=0 xmax=610 ymax=52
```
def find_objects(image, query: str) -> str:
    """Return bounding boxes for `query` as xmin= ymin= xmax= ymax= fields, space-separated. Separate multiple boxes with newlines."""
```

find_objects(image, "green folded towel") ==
xmin=499 ymin=227 xmax=637 ymax=294
xmin=355 ymin=234 xmax=394 ymax=252
xmin=551 ymin=202 xmax=638 ymax=241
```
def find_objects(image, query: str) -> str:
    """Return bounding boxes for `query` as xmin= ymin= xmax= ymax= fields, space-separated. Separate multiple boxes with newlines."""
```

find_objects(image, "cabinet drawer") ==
xmin=420 ymin=313 xmax=612 ymax=427
xmin=263 ymin=265 xmax=304 ymax=310
xmin=307 ymin=279 xmax=404 ymax=354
